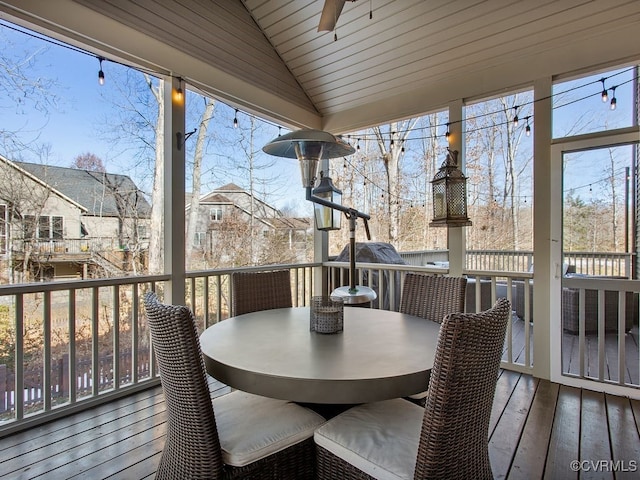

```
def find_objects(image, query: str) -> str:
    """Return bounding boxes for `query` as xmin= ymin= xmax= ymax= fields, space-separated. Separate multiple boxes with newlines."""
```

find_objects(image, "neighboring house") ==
xmin=187 ymin=183 xmax=312 ymax=264
xmin=0 ymin=156 xmax=151 ymax=281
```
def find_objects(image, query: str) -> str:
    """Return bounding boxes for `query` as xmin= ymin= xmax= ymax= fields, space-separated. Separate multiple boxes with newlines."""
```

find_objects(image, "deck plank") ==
xmin=544 ymin=384 xmax=581 ymax=480
xmin=0 ymin=387 xmax=164 ymax=457
xmin=489 ymin=369 xmax=521 ymax=434
xmin=4 ymin=405 xmax=167 ymax=478
xmin=580 ymin=389 xmax=614 ymax=480
xmin=488 ymin=374 xmax=538 ymax=479
xmin=507 ymin=380 xmax=559 ymax=480
xmin=605 ymin=394 xmax=640 ymax=479
xmin=0 ymin=371 xmax=639 ymax=479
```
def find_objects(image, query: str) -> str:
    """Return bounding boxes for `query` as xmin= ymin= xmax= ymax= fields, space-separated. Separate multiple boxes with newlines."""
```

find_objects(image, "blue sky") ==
xmin=0 ymin=21 xmax=309 ymax=214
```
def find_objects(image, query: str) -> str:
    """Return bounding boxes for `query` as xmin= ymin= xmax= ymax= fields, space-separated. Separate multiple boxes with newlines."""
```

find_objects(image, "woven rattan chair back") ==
xmin=399 ymin=273 xmax=467 ymax=324
xmin=143 ymin=292 xmax=224 ymax=479
xmin=414 ymin=298 xmax=511 ymax=480
xmin=231 ymin=269 xmax=293 ymax=316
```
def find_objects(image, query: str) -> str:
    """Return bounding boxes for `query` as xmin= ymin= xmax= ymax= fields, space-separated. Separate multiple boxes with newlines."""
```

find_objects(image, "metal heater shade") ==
xmin=312 ymin=175 xmax=343 ymax=231
xmin=262 ymin=129 xmax=355 ymax=188
xmin=430 ymin=149 xmax=472 ymax=227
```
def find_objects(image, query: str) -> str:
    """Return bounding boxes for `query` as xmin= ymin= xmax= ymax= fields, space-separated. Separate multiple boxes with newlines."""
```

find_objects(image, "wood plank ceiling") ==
xmin=242 ymin=0 xmax=640 ymax=131
xmin=1 ymin=0 xmax=640 ymax=133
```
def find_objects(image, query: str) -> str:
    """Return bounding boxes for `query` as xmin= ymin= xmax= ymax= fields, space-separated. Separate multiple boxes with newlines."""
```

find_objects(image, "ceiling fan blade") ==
xmin=318 ymin=0 xmax=347 ymax=32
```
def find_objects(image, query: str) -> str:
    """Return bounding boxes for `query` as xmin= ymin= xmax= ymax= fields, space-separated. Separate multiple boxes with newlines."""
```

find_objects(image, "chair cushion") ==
xmin=408 ymin=390 xmax=427 ymax=400
xmin=213 ymin=390 xmax=325 ymax=467
xmin=314 ymin=398 xmax=423 ymax=480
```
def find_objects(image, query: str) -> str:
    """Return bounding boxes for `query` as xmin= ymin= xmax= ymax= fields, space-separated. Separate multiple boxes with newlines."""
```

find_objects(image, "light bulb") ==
xmin=610 ymin=87 xmax=617 ymax=110
xmin=98 ymin=57 xmax=105 ymax=86
xmin=174 ymin=87 xmax=183 ymax=103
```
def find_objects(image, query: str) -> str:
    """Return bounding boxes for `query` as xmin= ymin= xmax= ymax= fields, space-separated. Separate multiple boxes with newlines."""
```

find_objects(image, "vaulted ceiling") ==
xmin=1 ymin=0 xmax=639 ymax=133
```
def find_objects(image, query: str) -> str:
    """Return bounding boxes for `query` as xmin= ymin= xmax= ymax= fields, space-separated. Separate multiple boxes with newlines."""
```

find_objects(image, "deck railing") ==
xmin=1 ymin=255 xmax=637 ymax=437
xmin=0 ymin=264 xmax=321 ymax=437
xmin=0 ymin=275 xmax=169 ymax=436
xmin=401 ymin=249 xmax=633 ymax=278
xmin=11 ymin=237 xmax=148 ymax=255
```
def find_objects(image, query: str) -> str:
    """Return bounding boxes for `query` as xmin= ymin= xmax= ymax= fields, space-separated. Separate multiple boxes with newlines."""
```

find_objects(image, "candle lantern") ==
xmin=430 ymin=148 xmax=472 ymax=227
xmin=312 ymin=172 xmax=343 ymax=231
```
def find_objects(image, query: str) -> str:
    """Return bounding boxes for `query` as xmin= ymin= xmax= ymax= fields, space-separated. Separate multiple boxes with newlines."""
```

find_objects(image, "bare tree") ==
xmin=0 ymin=28 xmax=60 ymax=156
xmin=93 ymin=171 xmax=148 ymax=274
xmin=72 ymin=152 xmax=106 ymax=172
xmin=372 ymin=120 xmax=418 ymax=246
xmin=185 ymin=98 xmax=215 ymax=267
xmin=143 ymin=74 xmax=165 ymax=274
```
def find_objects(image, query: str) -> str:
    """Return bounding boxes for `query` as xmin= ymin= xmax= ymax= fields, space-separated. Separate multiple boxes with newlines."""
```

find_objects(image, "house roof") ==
xmin=269 ymin=217 xmax=312 ymax=231
xmin=2 ymin=1 xmax=638 ymax=132
xmin=15 ymin=162 xmax=152 ymax=218
xmin=197 ymin=183 xmax=282 ymax=215
xmin=0 ymin=155 xmax=87 ymax=212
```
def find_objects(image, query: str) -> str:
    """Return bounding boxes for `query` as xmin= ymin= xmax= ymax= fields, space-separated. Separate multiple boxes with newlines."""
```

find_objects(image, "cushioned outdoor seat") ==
xmin=143 ymin=292 xmax=325 ymax=479
xmin=315 ymin=299 xmax=511 ymax=480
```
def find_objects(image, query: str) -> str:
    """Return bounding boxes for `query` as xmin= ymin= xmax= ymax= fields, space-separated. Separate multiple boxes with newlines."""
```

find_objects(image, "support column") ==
xmin=533 ymin=76 xmax=553 ymax=380
xmin=164 ymin=76 xmax=186 ymax=305
xmin=447 ymin=99 xmax=466 ymax=276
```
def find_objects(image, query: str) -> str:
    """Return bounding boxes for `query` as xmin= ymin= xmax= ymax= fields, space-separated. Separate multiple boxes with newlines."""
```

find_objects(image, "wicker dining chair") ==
xmin=399 ymin=273 xmax=467 ymax=405
xmin=231 ymin=269 xmax=293 ymax=316
xmin=143 ymin=292 xmax=325 ymax=480
xmin=314 ymin=298 xmax=511 ymax=480
xmin=399 ymin=273 xmax=467 ymax=324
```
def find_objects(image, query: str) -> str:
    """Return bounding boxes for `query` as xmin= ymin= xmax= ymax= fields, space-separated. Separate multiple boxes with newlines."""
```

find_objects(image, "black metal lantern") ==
xmin=312 ymin=172 xmax=342 ymax=230
xmin=430 ymin=148 xmax=472 ymax=227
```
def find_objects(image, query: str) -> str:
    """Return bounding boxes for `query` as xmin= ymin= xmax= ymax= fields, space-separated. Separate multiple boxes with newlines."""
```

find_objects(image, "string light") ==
xmin=600 ymin=78 xmax=608 ymax=102
xmin=513 ymin=106 xmax=519 ymax=127
xmin=525 ymin=117 xmax=531 ymax=136
xmin=2 ymin=17 xmax=633 ymax=150
xmin=445 ymin=123 xmax=450 ymax=142
xmin=233 ymin=109 xmax=239 ymax=128
xmin=610 ymin=86 xmax=617 ymax=110
xmin=98 ymin=57 xmax=105 ymax=85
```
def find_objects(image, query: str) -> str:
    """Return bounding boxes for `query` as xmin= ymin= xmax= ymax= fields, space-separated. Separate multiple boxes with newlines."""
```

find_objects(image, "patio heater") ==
xmin=430 ymin=148 xmax=472 ymax=227
xmin=263 ymin=129 xmax=377 ymax=304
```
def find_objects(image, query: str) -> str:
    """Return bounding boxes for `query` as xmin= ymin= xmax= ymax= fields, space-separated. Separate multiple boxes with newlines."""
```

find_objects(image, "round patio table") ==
xmin=200 ymin=307 xmax=441 ymax=404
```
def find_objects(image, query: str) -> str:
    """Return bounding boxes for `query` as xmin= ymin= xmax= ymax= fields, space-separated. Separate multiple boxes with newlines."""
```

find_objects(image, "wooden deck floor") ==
xmin=1 ymin=370 xmax=639 ymax=479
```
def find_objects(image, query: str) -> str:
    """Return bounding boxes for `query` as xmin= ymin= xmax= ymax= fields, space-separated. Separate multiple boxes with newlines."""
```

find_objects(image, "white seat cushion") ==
xmin=314 ymin=398 xmax=424 ymax=480
xmin=212 ymin=390 xmax=325 ymax=467
xmin=408 ymin=390 xmax=427 ymax=400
